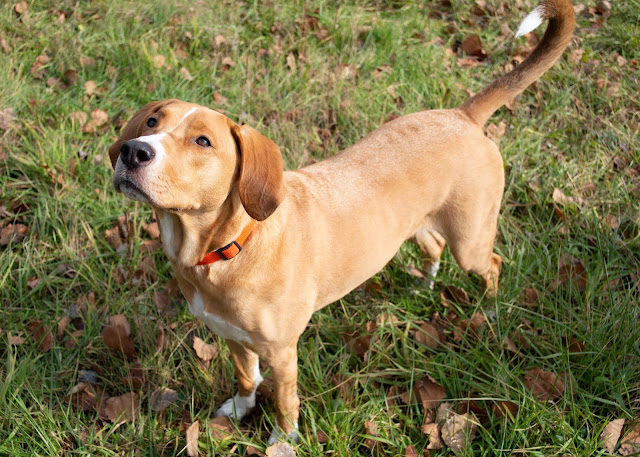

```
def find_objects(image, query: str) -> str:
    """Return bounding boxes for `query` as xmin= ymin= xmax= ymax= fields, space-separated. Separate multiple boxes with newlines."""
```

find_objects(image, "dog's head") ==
xmin=109 ymin=100 xmax=284 ymax=221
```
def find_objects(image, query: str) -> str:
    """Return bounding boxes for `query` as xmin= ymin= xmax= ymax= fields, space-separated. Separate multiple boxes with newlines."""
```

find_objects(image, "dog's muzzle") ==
xmin=119 ymin=139 xmax=155 ymax=170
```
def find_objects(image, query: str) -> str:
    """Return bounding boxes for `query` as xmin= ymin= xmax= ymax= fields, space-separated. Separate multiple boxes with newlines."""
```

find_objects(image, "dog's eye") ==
xmin=195 ymin=136 xmax=211 ymax=147
xmin=146 ymin=117 xmax=158 ymax=128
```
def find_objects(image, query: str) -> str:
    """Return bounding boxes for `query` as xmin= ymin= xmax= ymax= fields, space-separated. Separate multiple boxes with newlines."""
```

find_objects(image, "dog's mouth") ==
xmin=114 ymin=177 xmax=151 ymax=204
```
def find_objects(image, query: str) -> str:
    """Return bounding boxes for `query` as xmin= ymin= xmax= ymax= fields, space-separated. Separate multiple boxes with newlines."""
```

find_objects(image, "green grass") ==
xmin=1 ymin=0 xmax=639 ymax=455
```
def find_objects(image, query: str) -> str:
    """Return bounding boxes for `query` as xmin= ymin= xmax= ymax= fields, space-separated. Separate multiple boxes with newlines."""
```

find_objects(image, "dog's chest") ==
xmin=188 ymin=290 xmax=251 ymax=344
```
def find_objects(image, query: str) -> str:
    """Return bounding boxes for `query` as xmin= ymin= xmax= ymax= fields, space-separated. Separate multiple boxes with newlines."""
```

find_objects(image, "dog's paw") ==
xmin=267 ymin=426 xmax=299 ymax=445
xmin=215 ymin=393 xmax=255 ymax=420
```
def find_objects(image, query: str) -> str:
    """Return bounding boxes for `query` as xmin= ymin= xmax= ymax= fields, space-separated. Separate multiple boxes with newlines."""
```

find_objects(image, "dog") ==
xmin=109 ymin=0 xmax=574 ymax=443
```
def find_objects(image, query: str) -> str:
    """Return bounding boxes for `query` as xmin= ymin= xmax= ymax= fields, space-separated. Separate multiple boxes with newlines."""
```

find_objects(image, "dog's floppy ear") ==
xmin=108 ymin=100 xmax=175 ymax=169
xmin=230 ymin=124 xmax=284 ymax=221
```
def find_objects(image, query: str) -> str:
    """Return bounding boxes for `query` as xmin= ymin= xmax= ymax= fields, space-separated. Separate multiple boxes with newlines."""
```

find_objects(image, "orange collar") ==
xmin=196 ymin=219 xmax=256 ymax=266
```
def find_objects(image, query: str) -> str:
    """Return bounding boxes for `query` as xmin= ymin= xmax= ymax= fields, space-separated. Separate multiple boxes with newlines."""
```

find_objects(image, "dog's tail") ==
xmin=460 ymin=0 xmax=575 ymax=126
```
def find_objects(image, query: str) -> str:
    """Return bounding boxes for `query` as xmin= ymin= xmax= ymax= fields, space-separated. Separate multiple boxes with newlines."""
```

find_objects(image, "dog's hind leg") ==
xmin=412 ymin=228 xmax=447 ymax=289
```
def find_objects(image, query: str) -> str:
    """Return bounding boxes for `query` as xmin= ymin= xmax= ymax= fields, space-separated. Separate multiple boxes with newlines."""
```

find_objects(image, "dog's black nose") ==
xmin=120 ymin=140 xmax=155 ymax=169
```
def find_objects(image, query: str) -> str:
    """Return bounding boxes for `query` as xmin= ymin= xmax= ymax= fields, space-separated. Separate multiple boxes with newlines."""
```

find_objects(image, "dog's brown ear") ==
xmin=108 ymin=100 xmax=175 ymax=169
xmin=230 ymin=124 xmax=284 ymax=221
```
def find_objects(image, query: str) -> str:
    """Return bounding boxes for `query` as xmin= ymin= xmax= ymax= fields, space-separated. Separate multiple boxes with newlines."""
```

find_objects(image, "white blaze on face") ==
xmin=158 ymin=211 xmax=176 ymax=258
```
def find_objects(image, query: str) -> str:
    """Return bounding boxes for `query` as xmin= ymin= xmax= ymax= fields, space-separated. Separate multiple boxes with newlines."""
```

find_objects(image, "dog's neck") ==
xmin=155 ymin=195 xmax=253 ymax=267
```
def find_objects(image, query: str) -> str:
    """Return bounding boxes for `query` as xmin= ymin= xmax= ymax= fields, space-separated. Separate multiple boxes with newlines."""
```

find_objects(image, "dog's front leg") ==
xmin=265 ymin=344 xmax=300 ymax=444
xmin=215 ymin=340 xmax=262 ymax=420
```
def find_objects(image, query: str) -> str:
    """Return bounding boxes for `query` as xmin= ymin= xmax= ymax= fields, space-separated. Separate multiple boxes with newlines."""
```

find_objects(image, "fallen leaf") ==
xmin=64 ymin=382 xmax=107 ymax=411
xmin=247 ymin=445 xmax=266 ymax=456
xmin=441 ymin=285 xmax=471 ymax=306
xmin=569 ymin=48 xmax=584 ymax=64
xmin=27 ymin=320 xmax=54 ymax=352
xmin=193 ymin=336 xmax=218 ymax=362
xmin=601 ymin=418 xmax=624 ymax=453
xmin=214 ymin=34 xmax=226 ymax=47
xmin=460 ymin=34 xmax=487 ymax=60
xmin=180 ymin=67 xmax=193 ymax=81
xmin=153 ymin=290 xmax=172 ymax=315
xmin=552 ymin=256 xmax=588 ymax=292
xmin=316 ymin=429 xmax=329 ymax=444
xmin=57 ymin=316 xmax=72 ymax=339
xmin=437 ymin=402 xmax=477 ymax=453
xmin=101 ymin=315 xmax=136 ymax=358
xmin=155 ymin=324 xmax=166 ymax=352
xmin=84 ymin=80 xmax=97 ymax=96
xmin=414 ymin=321 xmax=442 ymax=349
xmin=150 ymin=387 xmax=178 ymax=412
xmin=222 ymin=56 xmax=235 ymax=68
xmin=405 ymin=444 xmax=419 ymax=457
xmin=422 ymin=422 xmax=443 ymax=449
xmin=523 ymin=368 xmax=564 ymax=402
xmin=153 ymin=54 xmax=166 ymax=68
xmin=185 ymin=420 xmax=199 ymax=455
xmin=0 ymin=108 xmax=18 ymax=130
xmin=8 ymin=334 xmax=25 ymax=345
xmin=82 ymin=109 xmax=109 ymax=133
xmin=0 ymin=223 xmax=29 ymax=246
xmin=416 ymin=377 xmax=447 ymax=411
xmin=213 ymin=91 xmax=228 ymax=105
xmin=15 ymin=1 xmax=28 ymax=14
xmin=69 ymin=111 xmax=88 ymax=125
xmin=364 ymin=420 xmax=380 ymax=449
xmin=30 ymin=54 xmax=50 ymax=79
xmin=619 ymin=422 xmax=640 ymax=456
xmin=101 ymin=392 xmax=139 ymax=423
xmin=209 ymin=416 xmax=233 ymax=440
xmin=265 ymin=442 xmax=295 ymax=457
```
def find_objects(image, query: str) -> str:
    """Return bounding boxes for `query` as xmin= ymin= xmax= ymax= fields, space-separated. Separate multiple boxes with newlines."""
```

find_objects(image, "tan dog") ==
xmin=109 ymin=0 xmax=574 ymax=443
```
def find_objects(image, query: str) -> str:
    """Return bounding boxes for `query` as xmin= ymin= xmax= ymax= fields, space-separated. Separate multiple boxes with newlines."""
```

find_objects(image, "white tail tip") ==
xmin=515 ymin=5 xmax=545 ymax=37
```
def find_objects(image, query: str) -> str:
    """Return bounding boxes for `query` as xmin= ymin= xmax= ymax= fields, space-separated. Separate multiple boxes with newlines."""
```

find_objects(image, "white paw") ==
xmin=215 ymin=393 xmax=255 ymax=420
xmin=267 ymin=426 xmax=299 ymax=445
xmin=426 ymin=260 xmax=440 ymax=290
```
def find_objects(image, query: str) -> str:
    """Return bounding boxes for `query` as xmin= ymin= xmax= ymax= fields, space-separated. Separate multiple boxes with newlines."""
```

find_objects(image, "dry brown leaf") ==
xmin=416 ymin=377 xmax=447 ymax=411
xmin=31 ymin=54 xmax=50 ymax=79
xmin=569 ymin=48 xmax=585 ymax=64
xmin=405 ymin=445 xmax=419 ymax=457
xmin=186 ymin=420 xmax=199 ymax=456
xmin=121 ymin=361 xmax=145 ymax=389
xmin=64 ymin=382 xmax=107 ymax=412
xmin=492 ymin=400 xmax=519 ymax=419
xmin=414 ymin=322 xmax=441 ymax=349
xmin=153 ymin=54 xmax=166 ymax=68
xmin=523 ymin=368 xmax=564 ymax=402
xmin=364 ymin=420 xmax=379 ymax=449
xmin=552 ymin=256 xmax=588 ymax=292
xmin=69 ymin=111 xmax=88 ymax=125
xmin=601 ymin=418 xmax=624 ymax=453
xmin=101 ymin=315 xmax=136 ymax=358
xmin=180 ymin=67 xmax=193 ymax=81
xmin=28 ymin=320 xmax=54 ymax=352
xmin=213 ymin=91 xmax=228 ymax=105
xmin=620 ymin=422 xmax=640 ymax=456
xmin=57 ymin=316 xmax=72 ymax=339
xmin=315 ymin=429 xmax=329 ymax=444
xmin=101 ymin=392 xmax=139 ymax=423
xmin=441 ymin=285 xmax=470 ymax=306
xmin=150 ymin=387 xmax=178 ymax=412
xmin=209 ymin=416 xmax=234 ymax=440
xmin=15 ymin=1 xmax=28 ymax=14
xmin=422 ymin=422 xmax=443 ymax=450
xmin=460 ymin=34 xmax=487 ymax=60
xmin=437 ymin=403 xmax=478 ymax=453
xmin=153 ymin=290 xmax=172 ymax=315
xmin=84 ymin=80 xmax=97 ymax=96
xmin=214 ymin=34 xmax=226 ymax=46
xmin=247 ymin=445 xmax=267 ymax=456
xmin=9 ymin=334 xmax=25 ymax=345
xmin=0 ymin=223 xmax=29 ymax=246
xmin=265 ymin=442 xmax=295 ymax=457
xmin=0 ymin=108 xmax=18 ymax=130
xmin=82 ymin=109 xmax=109 ymax=133
xmin=193 ymin=336 xmax=218 ymax=362
xmin=222 ymin=56 xmax=235 ymax=68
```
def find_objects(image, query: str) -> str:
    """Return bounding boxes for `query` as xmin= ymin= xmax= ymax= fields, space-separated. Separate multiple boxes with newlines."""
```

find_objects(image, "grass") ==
xmin=1 ymin=0 xmax=639 ymax=455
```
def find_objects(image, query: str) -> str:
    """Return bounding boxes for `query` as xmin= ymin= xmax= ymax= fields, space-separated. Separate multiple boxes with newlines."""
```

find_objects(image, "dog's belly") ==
xmin=188 ymin=290 xmax=251 ymax=344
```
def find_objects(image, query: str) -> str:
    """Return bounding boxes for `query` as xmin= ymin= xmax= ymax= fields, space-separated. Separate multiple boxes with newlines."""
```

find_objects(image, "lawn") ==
xmin=0 ymin=0 xmax=639 ymax=456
